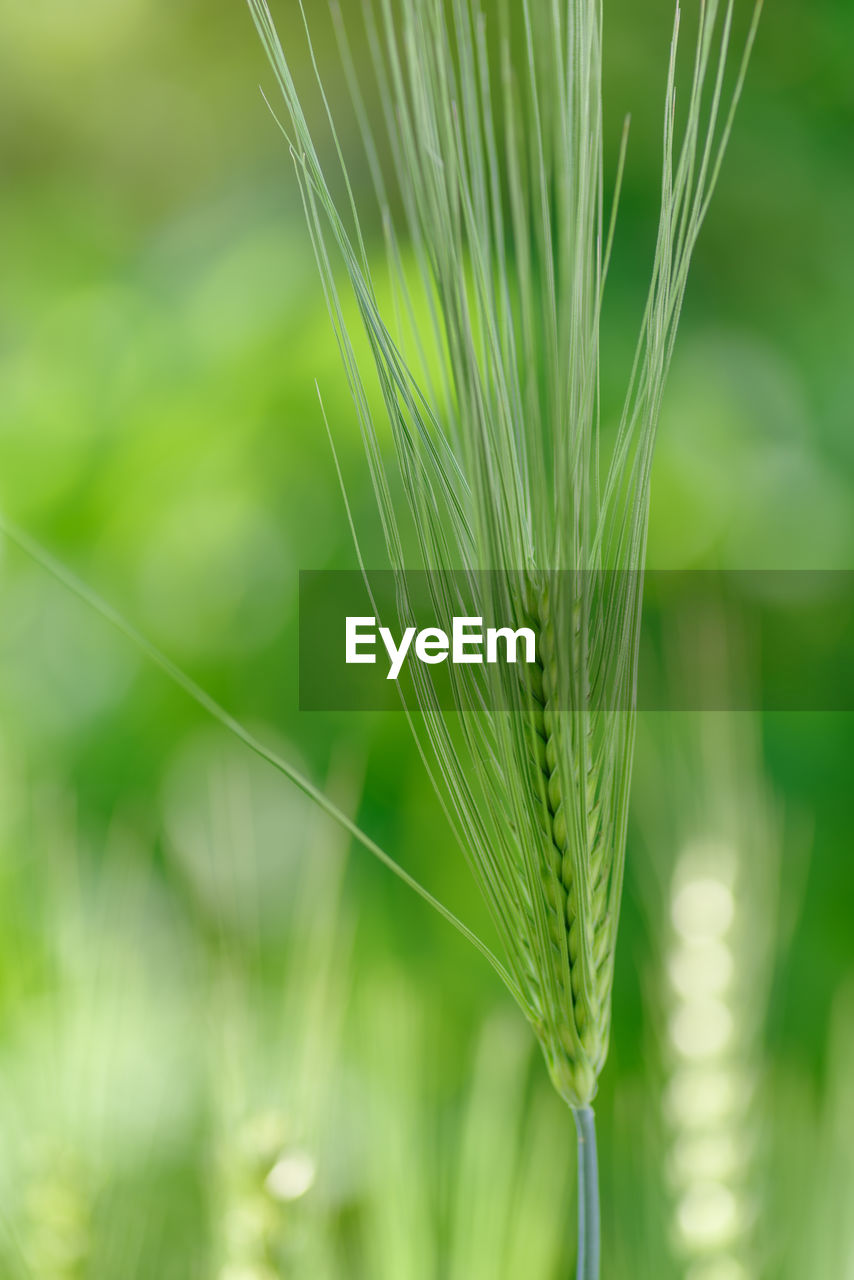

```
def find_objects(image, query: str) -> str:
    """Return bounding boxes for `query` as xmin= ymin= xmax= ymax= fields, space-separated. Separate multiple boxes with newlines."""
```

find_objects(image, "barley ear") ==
xmin=247 ymin=1 xmax=761 ymax=1267
xmin=246 ymin=0 xmax=761 ymax=1120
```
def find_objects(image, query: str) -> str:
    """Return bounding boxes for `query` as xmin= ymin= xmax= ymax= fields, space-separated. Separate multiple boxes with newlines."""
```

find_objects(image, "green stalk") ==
xmin=573 ymin=1106 xmax=600 ymax=1280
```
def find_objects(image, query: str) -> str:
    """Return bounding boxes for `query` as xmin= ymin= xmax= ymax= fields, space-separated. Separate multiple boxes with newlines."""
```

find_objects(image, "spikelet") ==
xmin=515 ymin=577 xmax=617 ymax=1105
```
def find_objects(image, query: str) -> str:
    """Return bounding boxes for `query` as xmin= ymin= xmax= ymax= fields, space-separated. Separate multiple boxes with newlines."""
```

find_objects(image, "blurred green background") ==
xmin=0 ymin=1 xmax=852 ymax=1277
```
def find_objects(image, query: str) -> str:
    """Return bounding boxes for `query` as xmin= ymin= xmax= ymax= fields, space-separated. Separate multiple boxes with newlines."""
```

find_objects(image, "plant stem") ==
xmin=573 ymin=1106 xmax=600 ymax=1280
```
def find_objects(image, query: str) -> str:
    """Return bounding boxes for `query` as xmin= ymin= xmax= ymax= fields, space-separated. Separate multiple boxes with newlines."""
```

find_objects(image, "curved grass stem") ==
xmin=0 ymin=517 xmax=522 ymax=1004
xmin=573 ymin=1106 xmax=601 ymax=1280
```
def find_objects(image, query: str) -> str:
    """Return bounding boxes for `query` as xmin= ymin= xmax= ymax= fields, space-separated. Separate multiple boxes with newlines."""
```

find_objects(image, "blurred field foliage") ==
xmin=0 ymin=0 xmax=853 ymax=1276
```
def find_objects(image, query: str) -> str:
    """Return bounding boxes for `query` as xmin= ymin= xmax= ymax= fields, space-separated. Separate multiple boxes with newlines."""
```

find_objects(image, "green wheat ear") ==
xmin=519 ymin=576 xmax=619 ymax=1108
xmin=249 ymin=0 xmax=760 ymax=1112
xmin=249 ymin=0 xmax=761 ymax=1272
